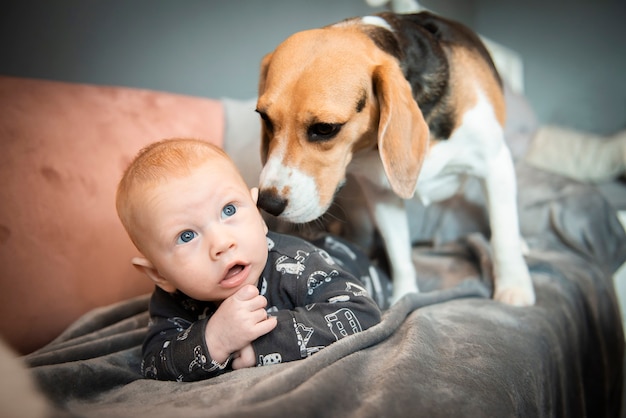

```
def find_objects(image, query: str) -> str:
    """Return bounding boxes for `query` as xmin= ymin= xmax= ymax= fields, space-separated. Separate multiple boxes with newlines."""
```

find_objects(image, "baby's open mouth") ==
xmin=225 ymin=264 xmax=244 ymax=279
xmin=220 ymin=263 xmax=249 ymax=289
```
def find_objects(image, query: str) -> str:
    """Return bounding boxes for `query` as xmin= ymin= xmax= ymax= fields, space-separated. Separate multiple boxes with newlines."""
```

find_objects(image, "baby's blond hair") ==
xmin=116 ymin=138 xmax=232 ymax=253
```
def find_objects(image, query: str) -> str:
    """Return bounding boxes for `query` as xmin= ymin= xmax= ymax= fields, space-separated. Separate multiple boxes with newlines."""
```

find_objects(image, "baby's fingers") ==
xmin=249 ymin=294 xmax=269 ymax=311
xmin=232 ymin=345 xmax=256 ymax=370
xmin=233 ymin=284 xmax=259 ymax=301
xmin=254 ymin=315 xmax=277 ymax=338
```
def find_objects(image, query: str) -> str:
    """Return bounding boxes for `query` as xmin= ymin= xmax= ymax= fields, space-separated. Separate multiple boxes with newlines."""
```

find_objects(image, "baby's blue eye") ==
xmin=222 ymin=204 xmax=237 ymax=218
xmin=177 ymin=230 xmax=197 ymax=244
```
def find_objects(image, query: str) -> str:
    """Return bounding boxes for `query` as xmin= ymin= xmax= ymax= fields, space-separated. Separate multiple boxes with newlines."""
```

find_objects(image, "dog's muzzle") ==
xmin=257 ymin=189 xmax=288 ymax=217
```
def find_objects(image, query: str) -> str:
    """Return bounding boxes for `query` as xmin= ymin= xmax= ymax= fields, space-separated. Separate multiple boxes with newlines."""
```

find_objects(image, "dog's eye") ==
xmin=307 ymin=123 xmax=342 ymax=142
xmin=256 ymin=110 xmax=274 ymax=133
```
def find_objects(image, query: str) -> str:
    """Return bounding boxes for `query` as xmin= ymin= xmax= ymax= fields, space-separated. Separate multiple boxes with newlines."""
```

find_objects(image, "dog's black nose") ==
xmin=257 ymin=190 xmax=287 ymax=216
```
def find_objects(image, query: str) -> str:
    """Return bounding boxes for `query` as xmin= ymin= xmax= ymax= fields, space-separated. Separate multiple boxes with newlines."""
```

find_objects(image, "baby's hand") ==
xmin=231 ymin=344 xmax=257 ymax=370
xmin=205 ymin=285 xmax=277 ymax=363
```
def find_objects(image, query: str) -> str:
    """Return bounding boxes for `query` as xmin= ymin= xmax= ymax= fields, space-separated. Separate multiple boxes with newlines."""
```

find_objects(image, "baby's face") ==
xmin=136 ymin=157 xmax=268 ymax=301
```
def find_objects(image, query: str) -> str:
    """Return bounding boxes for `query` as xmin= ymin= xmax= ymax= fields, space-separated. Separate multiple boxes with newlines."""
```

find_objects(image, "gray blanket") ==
xmin=25 ymin=163 xmax=626 ymax=417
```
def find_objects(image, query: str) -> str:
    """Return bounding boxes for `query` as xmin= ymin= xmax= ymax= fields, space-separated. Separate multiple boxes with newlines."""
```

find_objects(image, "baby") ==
xmin=116 ymin=138 xmax=388 ymax=381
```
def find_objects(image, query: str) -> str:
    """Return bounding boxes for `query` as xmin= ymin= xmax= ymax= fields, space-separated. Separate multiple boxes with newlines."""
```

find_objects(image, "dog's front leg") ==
xmin=483 ymin=144 xmax=535 ymax=306
xmin=356 ymin=178 xmax=419 ymax=303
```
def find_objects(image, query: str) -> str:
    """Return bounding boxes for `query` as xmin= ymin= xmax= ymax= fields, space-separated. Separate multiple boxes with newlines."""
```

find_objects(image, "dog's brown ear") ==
xmin=373 ymin=61 xmax=430 ymax=199
xmin=258 ymin=52 xmax=273 ymax=96
xmin=258 ymin=52 xmax=274 ymax=163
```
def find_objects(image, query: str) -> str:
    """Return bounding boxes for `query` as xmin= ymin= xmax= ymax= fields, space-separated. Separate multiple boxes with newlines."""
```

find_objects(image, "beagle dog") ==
xmin=255 ymin=11 xmax=535 ymax=306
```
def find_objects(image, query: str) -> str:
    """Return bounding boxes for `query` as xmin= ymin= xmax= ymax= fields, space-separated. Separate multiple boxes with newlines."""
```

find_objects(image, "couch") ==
xmin=1 ymin=74 xmax=625 ymax=417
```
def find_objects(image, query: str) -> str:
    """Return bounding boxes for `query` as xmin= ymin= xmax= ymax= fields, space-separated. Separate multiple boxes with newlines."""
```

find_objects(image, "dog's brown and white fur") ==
xmin=255 ymin=12 xmax=535 ymax=306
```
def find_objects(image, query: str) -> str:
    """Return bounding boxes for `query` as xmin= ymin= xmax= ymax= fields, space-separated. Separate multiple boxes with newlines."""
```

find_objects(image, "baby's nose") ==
xmin=209 ymin=230 xmax=236 ymax=259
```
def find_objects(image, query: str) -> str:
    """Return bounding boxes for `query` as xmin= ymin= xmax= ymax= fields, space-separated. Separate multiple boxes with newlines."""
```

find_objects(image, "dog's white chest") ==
xmin=414 ymin=171 xmax=466 ymax=205
xmin=416 ymin=92 xmax=506 ymax=204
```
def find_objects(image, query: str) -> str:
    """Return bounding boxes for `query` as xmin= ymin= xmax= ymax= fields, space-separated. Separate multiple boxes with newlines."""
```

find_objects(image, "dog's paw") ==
xmin=494 ymin=285 xmax=536 ymax=307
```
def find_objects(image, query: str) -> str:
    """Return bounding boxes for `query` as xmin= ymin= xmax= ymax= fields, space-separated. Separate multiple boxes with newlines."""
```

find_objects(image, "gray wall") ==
xmin=471 ymin=0 xmax=626 ymax=135
xmin=1 ymin=0 xmax=624 ymax=134
xmin=0 ymin=0 xmax=386 ymax=99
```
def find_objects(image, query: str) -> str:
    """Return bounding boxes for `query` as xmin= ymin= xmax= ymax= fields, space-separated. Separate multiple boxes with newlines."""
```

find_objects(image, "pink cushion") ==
xmin=0 ymin=76 xmax=224 ymax=353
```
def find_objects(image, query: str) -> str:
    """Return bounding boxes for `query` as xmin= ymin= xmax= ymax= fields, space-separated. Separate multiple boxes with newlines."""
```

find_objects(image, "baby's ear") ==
xmin=250 ymin=187 xmax=259 ymax=204
xmin=132 ymin=257 xmax=176 ymax=293
xmin=249 ymin=187 xmax=268 ymax=234
xmin=250 ymin=187 xmax=259 ymax=205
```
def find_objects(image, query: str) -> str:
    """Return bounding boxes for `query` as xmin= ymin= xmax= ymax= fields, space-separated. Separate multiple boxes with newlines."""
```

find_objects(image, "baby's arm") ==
xmin=252 ymin=250 xmax=382 ymax=365
xmin=142 ymin=302 xmax=217 ymax=382
xmin=142 ymin=286 xmax=275 ymax=381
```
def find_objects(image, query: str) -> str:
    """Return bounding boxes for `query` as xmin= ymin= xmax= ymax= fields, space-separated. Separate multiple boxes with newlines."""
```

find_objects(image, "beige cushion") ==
xmin=0 ymin=76 xmax=224 ymax=353
xmin=525 ymin=124 xmax=626 ymax=183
